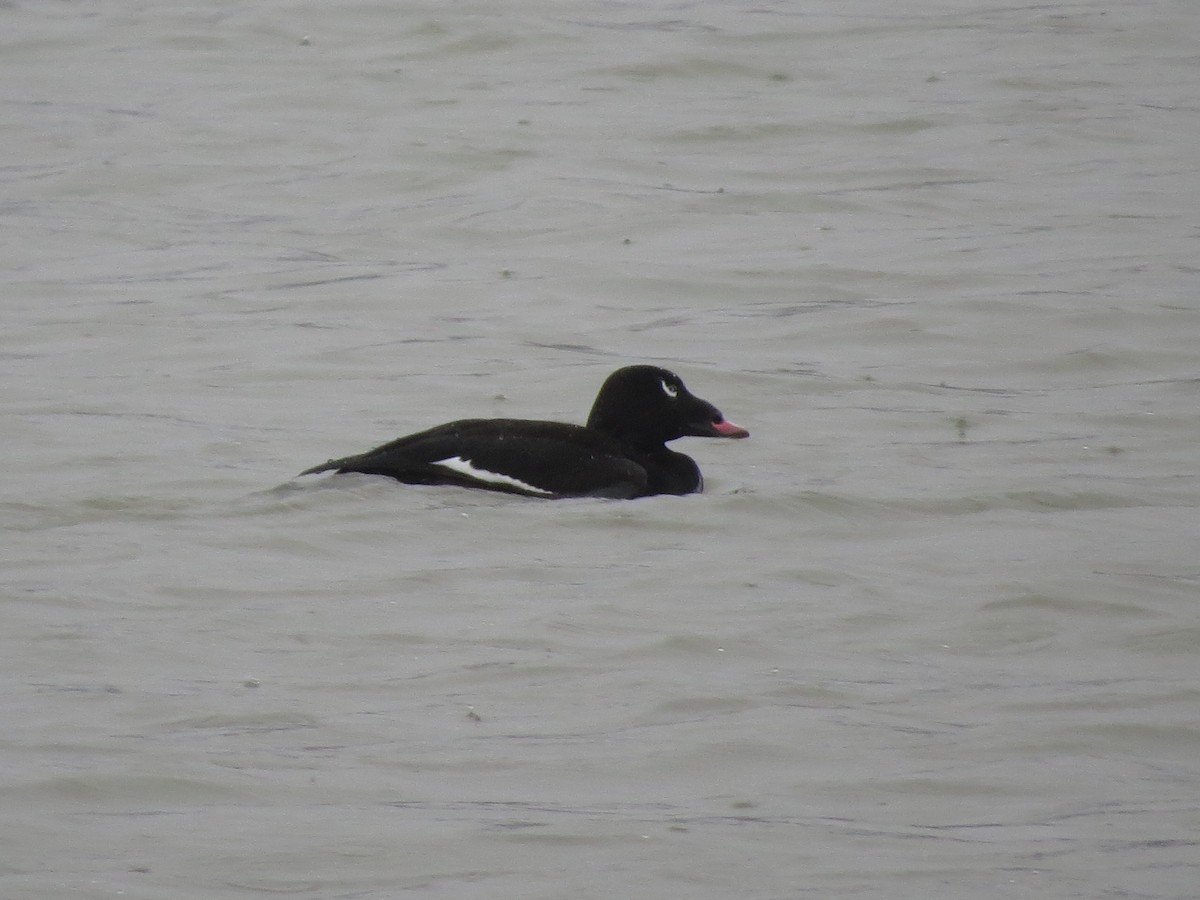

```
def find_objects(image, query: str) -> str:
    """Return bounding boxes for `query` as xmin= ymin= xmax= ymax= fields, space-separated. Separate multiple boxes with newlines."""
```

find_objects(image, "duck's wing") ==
xmin=300 ymin=419 xmax=648 ymax=499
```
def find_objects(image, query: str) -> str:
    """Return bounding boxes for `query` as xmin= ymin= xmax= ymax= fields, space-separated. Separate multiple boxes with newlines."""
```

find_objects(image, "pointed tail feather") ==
xmin=298 ymin=458 xmax=344 ymax=477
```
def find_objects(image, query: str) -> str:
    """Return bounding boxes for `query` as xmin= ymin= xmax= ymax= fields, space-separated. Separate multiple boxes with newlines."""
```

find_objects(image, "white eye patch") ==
xmin=660 ymin=379 xmax=679 ymax=398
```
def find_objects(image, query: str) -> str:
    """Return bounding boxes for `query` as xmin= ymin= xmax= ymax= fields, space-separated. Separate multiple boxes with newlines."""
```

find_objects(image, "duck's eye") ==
xmin=661 ymin=379 xmax=679 ymax=399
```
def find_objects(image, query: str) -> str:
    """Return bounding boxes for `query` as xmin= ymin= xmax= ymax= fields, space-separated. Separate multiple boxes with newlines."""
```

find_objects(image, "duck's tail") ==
xmin=298 ymin=458 xmax=345 ymax=477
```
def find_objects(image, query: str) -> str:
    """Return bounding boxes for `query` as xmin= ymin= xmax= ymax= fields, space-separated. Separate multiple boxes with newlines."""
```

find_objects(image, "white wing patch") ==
xmin=431 ymin=456 xmax=554 ymax=496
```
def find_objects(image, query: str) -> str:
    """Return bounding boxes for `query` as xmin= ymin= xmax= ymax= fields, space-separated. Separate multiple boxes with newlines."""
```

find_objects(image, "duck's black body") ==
xmin=299 ymin=365 xmax=748 ymax=499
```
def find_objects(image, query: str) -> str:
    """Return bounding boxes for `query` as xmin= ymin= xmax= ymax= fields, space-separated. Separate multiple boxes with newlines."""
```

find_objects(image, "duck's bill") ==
xmin=703 ymin=417 xmax=750 ymax=439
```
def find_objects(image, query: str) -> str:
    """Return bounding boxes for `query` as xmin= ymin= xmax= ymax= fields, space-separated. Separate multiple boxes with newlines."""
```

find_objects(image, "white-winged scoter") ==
xmin=298 ymin=365 xmax=748 ymax=498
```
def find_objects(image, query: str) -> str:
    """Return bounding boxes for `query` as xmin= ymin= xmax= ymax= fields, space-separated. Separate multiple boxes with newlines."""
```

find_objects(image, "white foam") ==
xmin=431 ymin=456 xmax=554 ymax=496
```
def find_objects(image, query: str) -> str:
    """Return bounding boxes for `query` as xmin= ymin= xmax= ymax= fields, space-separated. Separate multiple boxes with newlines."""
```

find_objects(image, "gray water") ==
xmin=3 ymin=2 xmax=1198 ymax=898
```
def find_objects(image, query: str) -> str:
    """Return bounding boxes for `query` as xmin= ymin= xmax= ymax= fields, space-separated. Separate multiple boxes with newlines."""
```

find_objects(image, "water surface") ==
xmin=3 ymin=2 xmax=1198 ymax=898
